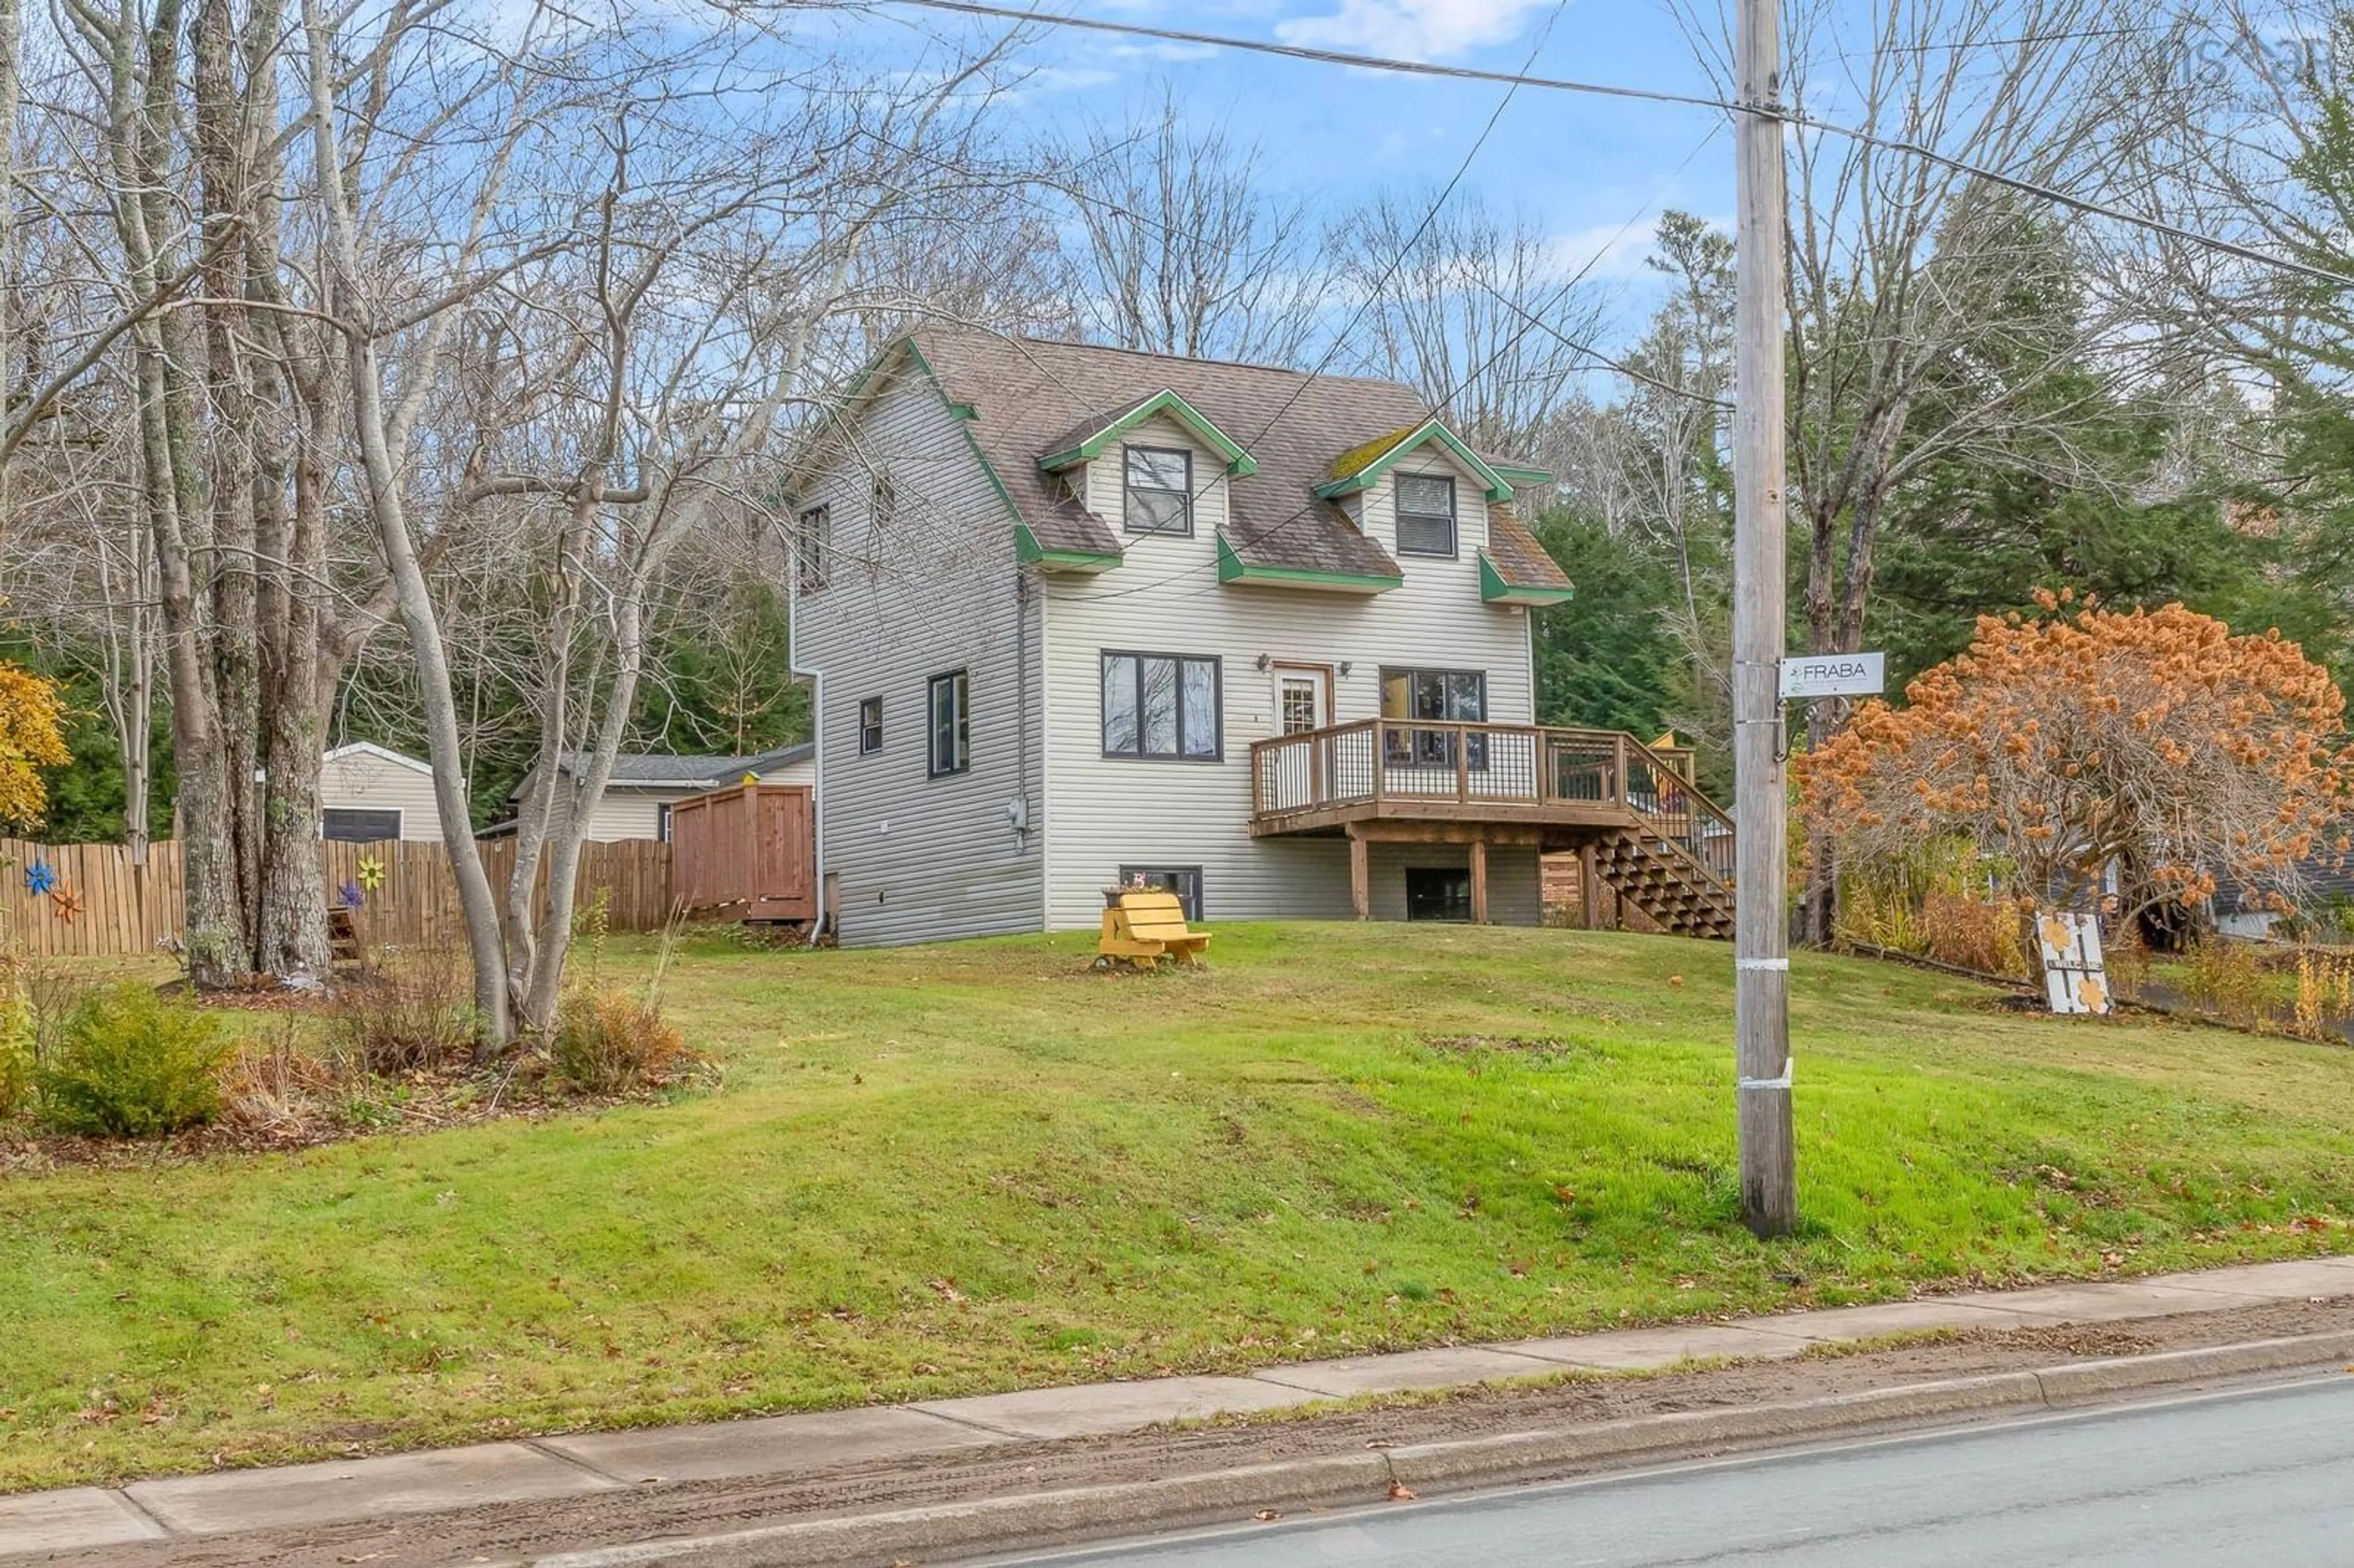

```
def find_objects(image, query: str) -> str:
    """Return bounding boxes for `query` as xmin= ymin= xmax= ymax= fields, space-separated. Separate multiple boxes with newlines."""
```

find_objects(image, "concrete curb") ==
xmin=2034 ymin=1330 xmax=2354 ymax=1404
xmin=519 ymin=1454 xmax=1398 ymax=1568
xmin=512 ymin=1331 xmax=2354 ymax=1567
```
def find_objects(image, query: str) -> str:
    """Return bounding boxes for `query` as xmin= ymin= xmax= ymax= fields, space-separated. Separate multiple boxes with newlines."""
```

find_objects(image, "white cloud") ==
xmin=1545 ymin=221 xmax=1661 ymax=284
xmin=1542 ymin=209 xmax=1730 ymax=288
xmin=1272 ymin=0 xmax=1556 ymax=61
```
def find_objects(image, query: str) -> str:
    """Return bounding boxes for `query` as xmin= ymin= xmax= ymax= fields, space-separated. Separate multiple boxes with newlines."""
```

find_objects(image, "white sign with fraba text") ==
xmin=1779 ymin=652 xmax=1886 ymax=701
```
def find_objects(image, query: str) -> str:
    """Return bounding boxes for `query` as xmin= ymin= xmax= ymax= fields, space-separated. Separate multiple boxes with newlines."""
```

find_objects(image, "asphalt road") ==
xmin=988 ymin=1376 xmax=2354 ymax=1567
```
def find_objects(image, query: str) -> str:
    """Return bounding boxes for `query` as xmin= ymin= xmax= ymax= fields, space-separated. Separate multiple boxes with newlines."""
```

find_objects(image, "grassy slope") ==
xmin=7 ymin=923 xmax=2354 ymax=1490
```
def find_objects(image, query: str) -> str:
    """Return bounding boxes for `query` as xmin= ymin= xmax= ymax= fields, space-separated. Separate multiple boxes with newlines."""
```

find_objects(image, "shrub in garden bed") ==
xmin=34 ymin=984 xmax=230 ymax=1137
xmin=551 ymin=989 xmax=695 ymax=1094
xmin=330 ymin=944 xmax=478 ymax=1074
xmin=0 ymin=1013 xmax=28 ymax=1120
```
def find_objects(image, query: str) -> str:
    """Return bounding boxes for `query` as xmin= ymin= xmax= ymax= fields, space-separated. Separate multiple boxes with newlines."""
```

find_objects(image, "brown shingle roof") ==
xmin=1485 ymin=503 xmax=1571 ymax=591
xmin=905 ymin=327 xmax=1567 ymax=588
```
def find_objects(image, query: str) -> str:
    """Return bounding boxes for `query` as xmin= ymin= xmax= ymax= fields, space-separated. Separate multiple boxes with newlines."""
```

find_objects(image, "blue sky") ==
xmin=869 ymin=0 xmax=1743 ymax=336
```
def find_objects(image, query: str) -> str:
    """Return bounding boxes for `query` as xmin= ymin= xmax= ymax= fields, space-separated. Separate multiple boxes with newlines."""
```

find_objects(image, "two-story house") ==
xmin=785 ymin=327 xmax=1733 ymax=947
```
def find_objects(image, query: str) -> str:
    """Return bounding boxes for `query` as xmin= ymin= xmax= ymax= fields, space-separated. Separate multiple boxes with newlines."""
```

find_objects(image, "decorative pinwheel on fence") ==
xmin=50 ymin=881 xmax=81 ymax=924
xmin=357 ymin=855 xmax=386 ymax=893
xmin=23 ymin=858 xmax=54 ymax=897
xmin=337 ymin=878 xmax=364 ymax=910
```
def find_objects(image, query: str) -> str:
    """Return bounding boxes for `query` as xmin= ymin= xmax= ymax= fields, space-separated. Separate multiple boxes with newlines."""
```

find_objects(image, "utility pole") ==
xmin=1732 ymin=0 xmax=1795 ymax=1236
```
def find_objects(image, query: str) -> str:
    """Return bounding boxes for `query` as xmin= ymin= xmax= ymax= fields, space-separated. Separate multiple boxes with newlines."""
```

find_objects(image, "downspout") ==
xmin=1016 ymin=566 xmax=1036 ymax=869
xmin=783 ymin=515 xmax=826 ymax=940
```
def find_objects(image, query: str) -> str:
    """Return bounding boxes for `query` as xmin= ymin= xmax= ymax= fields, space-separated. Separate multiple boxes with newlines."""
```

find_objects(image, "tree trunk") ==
xmin=122 ymin=530 xmax=154 ymax=866
xmin=235 ymin=0 xmax=330 ymax=980
xmin=254 ymin=395 xmax=330 ymax=979
xmin=191 ymin=0 xmax=265 ymax=965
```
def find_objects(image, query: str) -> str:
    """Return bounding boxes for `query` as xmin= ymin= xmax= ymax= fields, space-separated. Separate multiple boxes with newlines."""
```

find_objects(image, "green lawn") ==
xmin=7 ymin=923 xmax=2354 ymax=1491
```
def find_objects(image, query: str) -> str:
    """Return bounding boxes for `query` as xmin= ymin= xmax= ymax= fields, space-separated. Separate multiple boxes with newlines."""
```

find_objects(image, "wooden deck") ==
xmin=1249 ymin=721 xmax=1736 ymax=934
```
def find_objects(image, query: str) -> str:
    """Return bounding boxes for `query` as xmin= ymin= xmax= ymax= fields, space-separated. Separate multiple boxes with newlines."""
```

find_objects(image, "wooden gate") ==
xmin=668 ymin=783 xmax=815 ymax=922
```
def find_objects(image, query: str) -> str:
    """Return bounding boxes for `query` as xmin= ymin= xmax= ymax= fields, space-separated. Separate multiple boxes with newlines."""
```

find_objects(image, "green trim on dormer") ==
xmin=1315 ymin=419 xmax=1515 ymax=504
xmin=1017 ymin=521 xmax=1122 ymax=574
xmin=1037 ymin=389 xmax=1257 ymax=476
xmin=1216 ymin=533 xmax=1401 ymax=594
xmin=1479 ymin=549 xmax=1574 ymax=606
xmin=1490 ymin=462 xmax=1554 ymax=487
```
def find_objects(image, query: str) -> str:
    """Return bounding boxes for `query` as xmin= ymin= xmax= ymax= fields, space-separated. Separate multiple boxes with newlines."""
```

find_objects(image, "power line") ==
xmin=1479 ymin=276 xmax=1735 ymax=410
xmin=871 ymin=0 xmax=2354 ymax=290
xmin=869 ymin=0 xmax=1727 ymax=112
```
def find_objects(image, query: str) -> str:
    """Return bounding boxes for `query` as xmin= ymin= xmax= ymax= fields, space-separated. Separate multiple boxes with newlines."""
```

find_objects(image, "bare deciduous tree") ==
xmin=1055 ymin=88 xmax=1323 ymax=365
xmin=297 ymin=0 xmax=1032 ymax=1040
xmin=1328 ymin=188 xmax=1607 ymax=455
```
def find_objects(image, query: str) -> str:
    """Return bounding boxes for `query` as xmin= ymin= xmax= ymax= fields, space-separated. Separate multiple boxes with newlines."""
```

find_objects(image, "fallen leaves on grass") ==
xmin=1420 ymin=1034 xmax=1575 ymax=1058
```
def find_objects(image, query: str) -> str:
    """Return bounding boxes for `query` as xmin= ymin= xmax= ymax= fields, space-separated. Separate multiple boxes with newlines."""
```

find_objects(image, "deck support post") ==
xmin=1348 ymin=826 xmax=1370 ymax=920
xmin=1469 ymin=836 xmax=1488 ymax=924
xmin=1579 ymin=842 xmax=1599 ymax=930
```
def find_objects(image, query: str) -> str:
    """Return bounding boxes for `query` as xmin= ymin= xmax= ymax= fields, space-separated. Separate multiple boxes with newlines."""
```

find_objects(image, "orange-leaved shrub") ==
xmin=1802 ymin=593 xmax=2354 ymax=922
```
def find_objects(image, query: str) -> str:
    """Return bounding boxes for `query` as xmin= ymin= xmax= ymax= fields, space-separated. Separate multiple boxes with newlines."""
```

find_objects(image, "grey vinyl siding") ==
xmin=319 ymin=750 xmax=444 ymax=841
xmin=795 ymin=358 xmax=1043 ymax=947
xmin=1042 ymin=413 xmax=1537 ymax=928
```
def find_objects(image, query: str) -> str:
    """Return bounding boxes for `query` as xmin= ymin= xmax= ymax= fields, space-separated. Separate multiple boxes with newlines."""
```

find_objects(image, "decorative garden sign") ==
xmin=2037 ymin=910 xmax=2111 ymax=1015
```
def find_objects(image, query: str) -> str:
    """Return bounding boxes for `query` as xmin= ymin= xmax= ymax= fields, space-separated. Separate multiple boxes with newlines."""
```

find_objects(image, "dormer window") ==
xmin=1124 ymin=446 xmax=1194 ymax=536
xmin=1395 ymin=473 xmax=1457 ymax=557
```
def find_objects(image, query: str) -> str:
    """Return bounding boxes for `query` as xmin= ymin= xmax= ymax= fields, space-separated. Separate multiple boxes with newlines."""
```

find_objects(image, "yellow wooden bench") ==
xmin=1095 ymin=889 xmax=1211 ymax=971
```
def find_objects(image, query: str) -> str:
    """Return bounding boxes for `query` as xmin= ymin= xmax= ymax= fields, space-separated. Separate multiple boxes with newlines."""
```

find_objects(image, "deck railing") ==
xmin=1250 ymin=721 xmax=1732 ymax=883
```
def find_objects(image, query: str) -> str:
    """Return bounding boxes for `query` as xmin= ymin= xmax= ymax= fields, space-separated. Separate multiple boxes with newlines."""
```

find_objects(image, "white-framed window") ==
xmin=1122 ymin=446 xmax=1193 ymax=536
xmin=1101 ymin=651 xmax=1220 ymax=761
xmin=928 ymin=669 xmax=970 ymax=777
xmin=858 ymin=696 xmax=883 ymax=755
xmin=1394 ymin=472 xmax=1458 ymax=557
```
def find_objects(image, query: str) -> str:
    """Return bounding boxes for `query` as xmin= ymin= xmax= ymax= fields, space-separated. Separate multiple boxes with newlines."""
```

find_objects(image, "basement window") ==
xmin=1405 ymin=867 xmax=1471 ymax=922
xmin=1118 ymin=866 xmax=1203 ymax=922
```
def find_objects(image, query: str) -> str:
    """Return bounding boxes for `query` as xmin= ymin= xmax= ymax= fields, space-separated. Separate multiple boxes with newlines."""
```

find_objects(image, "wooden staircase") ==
xmin=1587 ymin=825 xmax=1735 ymax=940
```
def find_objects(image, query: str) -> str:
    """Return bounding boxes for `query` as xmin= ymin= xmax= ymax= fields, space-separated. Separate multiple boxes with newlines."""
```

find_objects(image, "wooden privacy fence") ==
xmin=668 ymin=783 xmax=815 ymax=923
xmin=0 ymin=836 xmax=676 ymax=959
